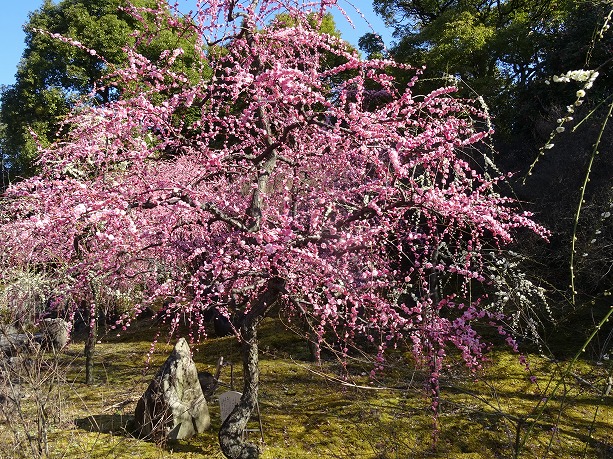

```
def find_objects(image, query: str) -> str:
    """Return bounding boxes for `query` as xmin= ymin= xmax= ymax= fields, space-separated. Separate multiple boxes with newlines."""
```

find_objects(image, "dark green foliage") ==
xmin=505 ymin=1 xmax=613 ymax=303
xmin=369 ymin=0 xmax=613 ymax=343
xmin=0 ymin=0 xmax=199 ymax=180
xmin=358 ymin=33 xmax=385 ymax=59
xmin=370 ymin=0 xmax=613 ymax=129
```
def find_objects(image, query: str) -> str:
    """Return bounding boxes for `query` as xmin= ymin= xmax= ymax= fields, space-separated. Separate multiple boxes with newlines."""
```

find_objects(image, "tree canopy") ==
xmin=0 ymin=0 xmax=198 ymax=181
xmin=372 ymin=0 xmax=611 ymax=130
xmin=0 ymin=1 xmax=550 ymax=456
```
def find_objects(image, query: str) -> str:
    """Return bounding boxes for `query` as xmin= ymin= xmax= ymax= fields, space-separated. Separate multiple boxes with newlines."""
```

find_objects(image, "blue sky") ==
xmin=0 ymin=0 xmax=394 ymax=88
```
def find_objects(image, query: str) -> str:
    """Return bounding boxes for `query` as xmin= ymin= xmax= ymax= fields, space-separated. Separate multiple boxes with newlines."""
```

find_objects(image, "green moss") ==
xmin=1 ymin=317 xmax=611 ymax=459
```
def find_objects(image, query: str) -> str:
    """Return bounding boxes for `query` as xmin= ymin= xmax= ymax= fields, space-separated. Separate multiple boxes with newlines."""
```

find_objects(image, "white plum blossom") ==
xmin=553 ymin=69 xmax=599 ymax=84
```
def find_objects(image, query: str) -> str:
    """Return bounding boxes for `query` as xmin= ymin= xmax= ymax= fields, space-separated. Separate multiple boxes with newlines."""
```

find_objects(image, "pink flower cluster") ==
xmin=1 ymin=0 xmax=548 ymax=406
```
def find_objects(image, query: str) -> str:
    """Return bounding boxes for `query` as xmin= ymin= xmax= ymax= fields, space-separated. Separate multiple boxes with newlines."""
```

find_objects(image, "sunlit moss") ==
xmin=1 ymin=317 xmax=611 ymax=458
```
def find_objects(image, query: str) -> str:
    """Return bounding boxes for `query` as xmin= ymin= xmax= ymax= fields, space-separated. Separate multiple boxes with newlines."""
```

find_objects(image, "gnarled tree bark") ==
xmin=218 ymin=277 xmax=285 ymax=459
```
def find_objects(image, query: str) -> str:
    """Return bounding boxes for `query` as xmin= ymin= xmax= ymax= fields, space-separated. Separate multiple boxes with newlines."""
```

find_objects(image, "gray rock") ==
xmin=39 ymin=318 xmax=70 ymax=351
xmin=134 ymin=338 xmax=210 ymax=441
xmin=0 ymin=324 xmax=18 ymax=336
xmin=0 ymin=333 xmax=36 ymax=356
xmin=0 ymin=379 xmax=21 ymax=409
xmin=0 ymin=355 xmax=25 ymax=412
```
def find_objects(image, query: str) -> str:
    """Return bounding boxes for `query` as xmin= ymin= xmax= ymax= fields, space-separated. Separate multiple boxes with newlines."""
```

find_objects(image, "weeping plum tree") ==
xmin=0 ymin=0 xmax=548 ymax=457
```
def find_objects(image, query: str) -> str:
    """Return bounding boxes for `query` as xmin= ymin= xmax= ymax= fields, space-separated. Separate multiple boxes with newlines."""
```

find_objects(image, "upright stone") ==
xmin=39 ymin=318 xmax=70 ymax=350
xmin=134 ymin=338 xmax=210 ymax=440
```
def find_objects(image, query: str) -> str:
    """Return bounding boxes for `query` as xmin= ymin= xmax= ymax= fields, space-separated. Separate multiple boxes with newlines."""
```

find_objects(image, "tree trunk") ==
xmin=218 ymin=277 xmax=285 ymax=459
xmin=84 ymin=303 xmax=97 ymax=385
xmin=428 ymin=245 xmax=440 ymax=419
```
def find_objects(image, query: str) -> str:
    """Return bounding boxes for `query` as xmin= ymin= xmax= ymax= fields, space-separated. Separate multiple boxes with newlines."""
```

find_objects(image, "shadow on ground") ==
xmin=75 ymin=414 xmax=132 ymax=435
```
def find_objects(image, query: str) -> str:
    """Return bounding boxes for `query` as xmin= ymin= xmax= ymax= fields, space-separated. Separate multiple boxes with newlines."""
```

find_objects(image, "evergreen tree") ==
xmin=0 ymin=0 xmax=198 ymax=179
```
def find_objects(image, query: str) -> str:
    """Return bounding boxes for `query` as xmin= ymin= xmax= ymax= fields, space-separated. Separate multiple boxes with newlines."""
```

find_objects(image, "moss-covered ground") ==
xmin=1 ymin=317 xmax=611 ymax=459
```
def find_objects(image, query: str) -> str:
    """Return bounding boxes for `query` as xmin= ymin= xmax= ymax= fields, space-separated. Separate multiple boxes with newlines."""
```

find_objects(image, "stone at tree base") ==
xmin=39 ymin=318 xmax=70 ymax=350
xmin=133 ymin=338 xmax=210 ymax=441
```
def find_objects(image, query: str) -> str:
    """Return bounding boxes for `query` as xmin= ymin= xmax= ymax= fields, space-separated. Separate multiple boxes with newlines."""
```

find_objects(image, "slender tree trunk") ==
xmin=428 ymin=246 xmax=440 ymax=419
xmin=37 ymin=403 xmax=49 ymax=458
xmin=74 ymin=236 xmax=99 ymax=386
xmin=84 ymin=303 xmax=97 ymax=385
xmin=218 ymin=277 xmax=285 ymax=459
